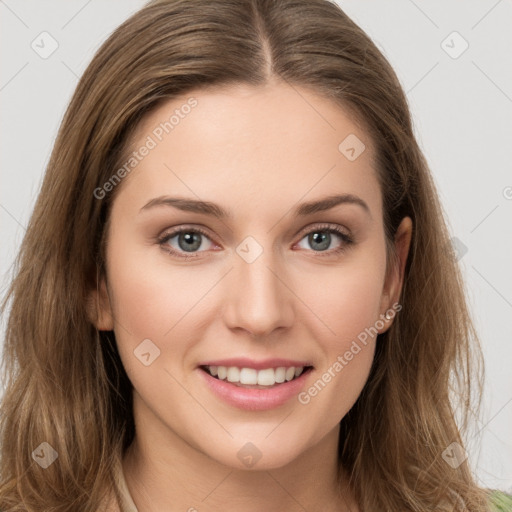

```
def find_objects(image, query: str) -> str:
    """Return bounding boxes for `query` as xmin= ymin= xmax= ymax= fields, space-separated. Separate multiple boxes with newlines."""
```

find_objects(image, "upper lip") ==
xmin=197 ymin=358 xmax=314 ymax=371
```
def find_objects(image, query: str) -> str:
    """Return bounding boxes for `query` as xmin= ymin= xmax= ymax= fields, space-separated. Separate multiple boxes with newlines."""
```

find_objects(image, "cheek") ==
xmin=301 ymin=339 xmax=375 ymax=431
xmin=107 ymin=233 xmax=215 ymax=332
xmin=295 ymin=247 xmax=386 ymax=414
xmin=104 ymin=232 xmax=220 ymax=379
xmin=299 ymin=247 xmax=387 ymax=346
xmin=297 ymin=273 xmax=380 ymax=426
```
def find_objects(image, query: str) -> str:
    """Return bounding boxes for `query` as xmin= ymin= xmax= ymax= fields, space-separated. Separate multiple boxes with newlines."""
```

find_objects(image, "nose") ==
xmin=223 ymin=246 xmax=295 ymax=338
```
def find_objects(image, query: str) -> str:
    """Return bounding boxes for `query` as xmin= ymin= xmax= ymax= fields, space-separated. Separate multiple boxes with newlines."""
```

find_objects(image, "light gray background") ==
xmin=1 ymin=0 xmax=511 ymax=493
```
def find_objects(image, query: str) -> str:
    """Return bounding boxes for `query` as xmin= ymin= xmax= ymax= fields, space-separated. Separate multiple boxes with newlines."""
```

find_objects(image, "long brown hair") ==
xmin=0 ymin=0 xmax=491 ymax=510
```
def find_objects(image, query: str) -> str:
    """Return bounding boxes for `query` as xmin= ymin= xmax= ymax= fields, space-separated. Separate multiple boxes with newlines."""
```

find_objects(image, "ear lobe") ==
xmin=378 ymin=216 xmax=413 ymax=331
xmin=86 ymin=277 xmax=114 ymax=331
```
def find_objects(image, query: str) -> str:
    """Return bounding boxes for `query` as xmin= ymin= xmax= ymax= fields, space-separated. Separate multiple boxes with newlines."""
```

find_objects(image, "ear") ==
xmin=378 ymin=216 xmax=413 ymax=333
xmin=86 ymin=275 xmax=114 ymax=331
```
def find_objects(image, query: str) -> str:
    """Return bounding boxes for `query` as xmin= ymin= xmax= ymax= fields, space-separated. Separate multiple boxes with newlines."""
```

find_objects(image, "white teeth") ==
xmin=239 ymin=367 xmax=258 ymax=385
xmin=274 ymin=367 xmax=286 ymax=383
xmin=226 ymin=367 xmax=240 ymax=383
xmin=257 ymin=368 xmax=276 ymax=386
xmin=205 ymin=365 xmax=307 ymax=385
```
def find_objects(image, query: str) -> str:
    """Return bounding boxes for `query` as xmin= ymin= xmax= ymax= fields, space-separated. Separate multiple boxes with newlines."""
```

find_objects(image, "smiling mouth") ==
xmin=199 ymin=364 xmax=314 ymax=388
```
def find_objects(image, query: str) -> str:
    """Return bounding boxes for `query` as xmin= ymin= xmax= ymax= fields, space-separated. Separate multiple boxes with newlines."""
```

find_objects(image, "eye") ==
xmin=157 ymin=226 xmax=216 ymax=259
xmin=157 ymin=223 xmax=354 ymax=260
xmin=295 ymin=224 xmax=354 ymax=256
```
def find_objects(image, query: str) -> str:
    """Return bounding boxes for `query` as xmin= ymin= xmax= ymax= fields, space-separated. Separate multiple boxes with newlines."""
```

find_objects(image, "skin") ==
xmin=90 ymin=80 xmax=412 ymax=512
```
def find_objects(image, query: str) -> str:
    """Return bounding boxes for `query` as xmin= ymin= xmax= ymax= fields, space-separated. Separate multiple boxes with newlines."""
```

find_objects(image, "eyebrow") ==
xmin=140 ymin=193 xmax=371 ymax=219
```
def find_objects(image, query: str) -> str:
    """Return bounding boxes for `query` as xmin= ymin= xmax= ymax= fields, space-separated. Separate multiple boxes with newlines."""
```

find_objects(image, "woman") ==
xmin=0 ymin=0 xmax=510 ymax=510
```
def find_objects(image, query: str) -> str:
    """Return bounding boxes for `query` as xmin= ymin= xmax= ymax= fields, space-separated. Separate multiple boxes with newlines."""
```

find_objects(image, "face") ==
xmin=92 ymin=81 xmax=411 ymax=471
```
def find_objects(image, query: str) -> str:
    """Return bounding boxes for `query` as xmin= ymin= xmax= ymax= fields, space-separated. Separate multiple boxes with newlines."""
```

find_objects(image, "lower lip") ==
xmin=197 ymin=367 xmax=313 ymax=411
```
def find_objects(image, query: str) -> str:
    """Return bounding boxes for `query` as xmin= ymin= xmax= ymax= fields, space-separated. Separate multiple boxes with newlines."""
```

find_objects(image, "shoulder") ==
xmin=488 ymin=490 xmax=512 ymax=511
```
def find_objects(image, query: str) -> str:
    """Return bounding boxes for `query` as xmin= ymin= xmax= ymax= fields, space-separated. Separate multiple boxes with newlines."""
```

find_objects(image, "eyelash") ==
xmin=156 ymin=223 xmax=354 ymax=260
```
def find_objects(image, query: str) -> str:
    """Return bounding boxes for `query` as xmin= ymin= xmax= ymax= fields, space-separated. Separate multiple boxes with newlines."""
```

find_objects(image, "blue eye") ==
xmin=157 ymin=224 xmax=353 ymax=260
xmin=157 ymin=227 xmax=215 ymax=259
xmin=296 ymin=225 xmax=353 ymax=255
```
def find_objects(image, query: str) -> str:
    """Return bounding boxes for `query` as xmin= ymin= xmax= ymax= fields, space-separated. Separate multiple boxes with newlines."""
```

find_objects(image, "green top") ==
xmin=489 ymin=490 xmax=512 ymax=511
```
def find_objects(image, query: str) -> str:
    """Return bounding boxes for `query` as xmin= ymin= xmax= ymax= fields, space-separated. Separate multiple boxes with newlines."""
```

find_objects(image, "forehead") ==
xmin=115 ymin=82 xmax=381 ymax=221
